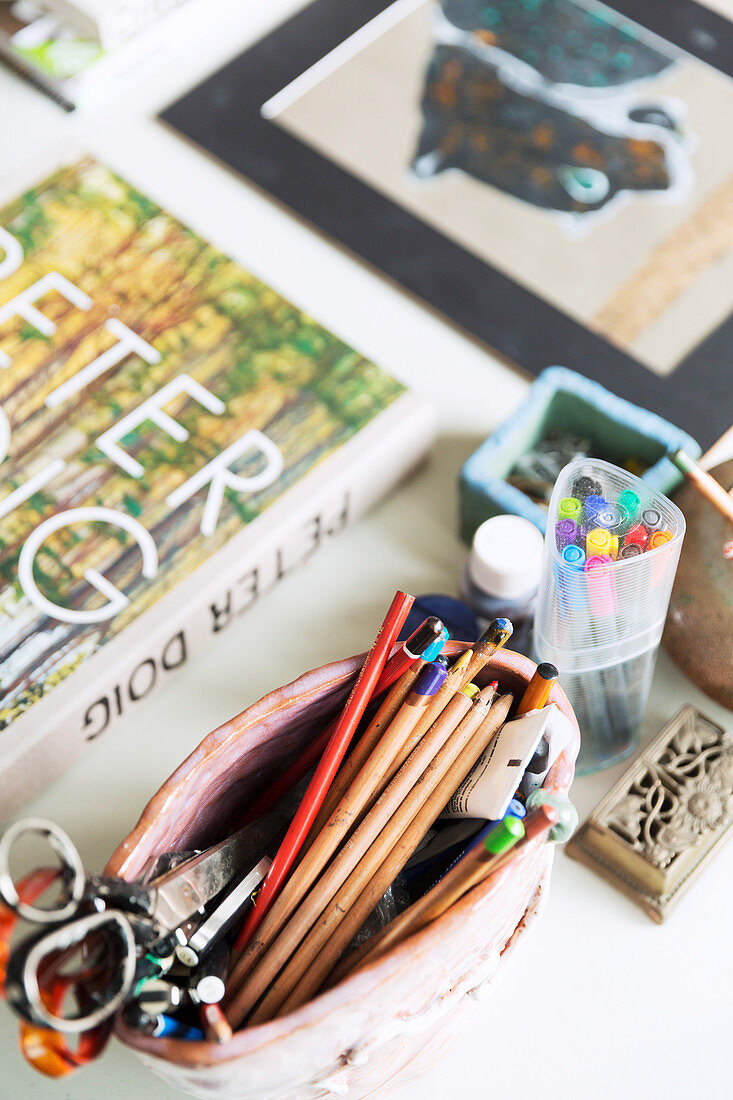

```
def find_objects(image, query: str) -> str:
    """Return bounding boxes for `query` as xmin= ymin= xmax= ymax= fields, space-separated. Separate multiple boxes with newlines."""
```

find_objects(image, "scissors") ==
xmin=0 ymin=816 xmax=276 ymax=1035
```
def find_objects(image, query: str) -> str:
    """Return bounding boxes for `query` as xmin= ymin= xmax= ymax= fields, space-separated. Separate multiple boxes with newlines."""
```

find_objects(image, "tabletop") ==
xmin=1 ymin=2 xmax=731 ymax=1098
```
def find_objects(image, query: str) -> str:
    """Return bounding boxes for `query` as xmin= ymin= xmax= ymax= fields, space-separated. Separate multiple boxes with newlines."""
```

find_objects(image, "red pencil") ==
xmin=233 ymin=590 xmax=414 ymax=952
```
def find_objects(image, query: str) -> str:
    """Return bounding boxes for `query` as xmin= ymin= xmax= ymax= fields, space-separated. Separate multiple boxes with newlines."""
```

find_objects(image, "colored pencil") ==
xmin=264 ymin=692 xmax=515 ymax=1020
xmin=516 ymin=662 xmax=559 ymax=715
xmin=225 ymin=683 xmax=491 ymax=1027
xmin=340 ymin=805 xmax=558 ymax=979
xmin=669 ymin=448 xmax=733 ymax=525
xmin=232 ymin=590 xmax=413 ymax=953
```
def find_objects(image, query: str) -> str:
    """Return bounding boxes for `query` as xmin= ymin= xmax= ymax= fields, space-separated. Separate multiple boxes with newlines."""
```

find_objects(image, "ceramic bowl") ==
xmin=108 ymin=646 xmax=579 ymax=1100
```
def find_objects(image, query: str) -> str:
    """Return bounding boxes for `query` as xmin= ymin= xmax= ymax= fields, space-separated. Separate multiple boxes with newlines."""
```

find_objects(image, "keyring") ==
xmin=0 ymin=819 xmax=86 ymax=925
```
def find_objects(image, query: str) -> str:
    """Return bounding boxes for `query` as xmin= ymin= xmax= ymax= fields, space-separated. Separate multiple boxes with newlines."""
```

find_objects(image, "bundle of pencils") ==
xmin=217 ymin=590 xmax=562 ymax=1029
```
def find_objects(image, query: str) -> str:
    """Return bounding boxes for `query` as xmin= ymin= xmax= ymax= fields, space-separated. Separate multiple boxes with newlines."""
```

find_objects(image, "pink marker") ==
xmin=584 ymin=553 xmax=617 ymax=618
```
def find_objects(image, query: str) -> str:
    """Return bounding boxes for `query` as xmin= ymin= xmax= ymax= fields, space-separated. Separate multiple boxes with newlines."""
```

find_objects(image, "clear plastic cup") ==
xmin=533 ymin=458 xmax=685 ymax=773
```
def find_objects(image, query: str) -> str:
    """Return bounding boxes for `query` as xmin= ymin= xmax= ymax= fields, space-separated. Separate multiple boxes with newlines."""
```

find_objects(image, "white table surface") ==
xmin=1 ymin=2 xmax=731 ymax=1097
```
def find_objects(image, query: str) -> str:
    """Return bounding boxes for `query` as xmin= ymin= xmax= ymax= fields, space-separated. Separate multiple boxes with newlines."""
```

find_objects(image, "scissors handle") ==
xmin=0 ymin=819 xmax=86 ymax=925
xmin=5 ymin=909 xmax=138 ymax=1033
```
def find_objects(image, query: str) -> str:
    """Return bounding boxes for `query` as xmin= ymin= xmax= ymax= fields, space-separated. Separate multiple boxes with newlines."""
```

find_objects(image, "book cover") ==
xmin=0 ymin=153 xmax=433 ymax=817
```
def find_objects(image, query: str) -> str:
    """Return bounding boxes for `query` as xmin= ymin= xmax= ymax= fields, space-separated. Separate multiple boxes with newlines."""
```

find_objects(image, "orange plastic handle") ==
xmin=18 ymin=973 xmax=111 ymax=1077
xmin=0 ymin=868 xmax=59 ymax=997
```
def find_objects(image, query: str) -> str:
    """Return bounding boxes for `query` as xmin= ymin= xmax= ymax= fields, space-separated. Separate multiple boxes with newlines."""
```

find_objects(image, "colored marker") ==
xmin=624 ymin=523 xmax=649 ymax=551
xmin=561 ymin=544 xmax=585 ymax=568
xmin=724 ymin=541 xmax=733 ymax=561
xmin=421 ymin=627 xmax=450 ymax=662
xmin=618 ymin=489 xmax=640 ymax=528
xmin=558 ymin=543 xmax=586 ymax=612
xmin=571 ymin=475 xmax=601 ymax=502
xmin=641 ymin=507 xmax=664 ymax=533
xmin=558 ymin=497 xmax=582 ymax=522
xmin=555 ymin=518 xmax=578 ymax=551
xmin=586 ymin=527 xmax=618 ymax=559
xmin=648 ymin=530 xmax=673 ymax=550
xmin=618 ymin=543 xmax=642 ymax=559
xmin=583 ymin=494 xmax=610 ymax=526
xmin=584 ymin=553 xmax=616 ymax=617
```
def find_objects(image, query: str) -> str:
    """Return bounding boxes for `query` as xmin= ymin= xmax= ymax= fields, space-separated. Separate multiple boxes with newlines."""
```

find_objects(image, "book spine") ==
xmin=0 ymin=396 xmax=434 ymax=819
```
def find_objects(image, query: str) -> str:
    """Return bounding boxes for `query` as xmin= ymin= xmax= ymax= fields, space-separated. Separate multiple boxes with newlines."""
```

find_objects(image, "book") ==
xmin=0 ymin=153 xmax=434 ymax=819
xmin=0 ymin=0 xmax=195 ymax=109
xmin=35 ymin=0 xmax=187 ymax=49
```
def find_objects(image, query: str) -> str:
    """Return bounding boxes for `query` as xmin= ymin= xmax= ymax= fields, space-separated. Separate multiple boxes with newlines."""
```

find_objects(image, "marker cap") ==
xmin=624 ymin=523 xmax=649 ymax=550
xmin=648 ymin=530 xmax=673 ymax=550
xmin=555 ymin=518 xmax=578 ymax=551
xmin=403 ymin=617 xmax=445 ymax=659
xmin=561 ymin=544 xmax=585 ymax=569
xmin=483 ymin=815 xmax=525 ymax=855
xmin=558 ymin=497 xmax=582 ymax=522
xmin=618 ymin=542 xmax=642 ymax=559
xmin=571 ymin=476 xmax=601 ymax=501
xmin=468 ymin=515 xmax=544 ymax=601
xmin=413 ymin=661 xmax=449 ymax=696
xmin=618 ymin=489 xmax=640 ymax=524
xmin=421 ymin=626 xmax=450 ymax=663
xmin=586 ymin=527 xmax=618 ymax=559
xmin=641 ymin=507 xmax=663 ymax=532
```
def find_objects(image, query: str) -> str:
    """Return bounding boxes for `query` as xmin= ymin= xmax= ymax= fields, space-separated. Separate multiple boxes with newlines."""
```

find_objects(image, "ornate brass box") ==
xmin=566 ymin=705 xmax=732 ymax=921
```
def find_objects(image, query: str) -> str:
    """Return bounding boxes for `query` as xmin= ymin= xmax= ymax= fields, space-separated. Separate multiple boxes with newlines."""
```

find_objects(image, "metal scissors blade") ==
xmin=145 ymin=812 xmax=286 ymax=932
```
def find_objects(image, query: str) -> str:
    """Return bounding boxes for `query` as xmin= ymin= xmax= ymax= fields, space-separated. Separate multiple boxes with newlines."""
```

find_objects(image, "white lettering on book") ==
xmin=0 ymin=228 xmax=22 ymax=281
xmin=0 ymin=246 xmax=287 ymax=622
xmin=45 ymin=319 xmax=161 ymax=407
xmin=166 ymin=430 xmax=284 ymax=536
xmin=18 ymin=507 xmax=159 ymax=625
xmin=97 ymin=375 xmax=226 ymax=477
xmin=0 ymin=273 xmax=92 ymax=368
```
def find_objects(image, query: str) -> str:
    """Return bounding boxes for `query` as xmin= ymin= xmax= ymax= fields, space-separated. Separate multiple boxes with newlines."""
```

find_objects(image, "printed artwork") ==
xmin=0 ymin=157 xmax=403 ymax=729
xmin=269 ymin=0 xmax=733 ymax=379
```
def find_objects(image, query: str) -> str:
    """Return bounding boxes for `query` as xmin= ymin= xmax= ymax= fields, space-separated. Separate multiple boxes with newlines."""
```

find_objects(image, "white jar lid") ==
xmin=469 ymin=515 xmax=545 ymax=600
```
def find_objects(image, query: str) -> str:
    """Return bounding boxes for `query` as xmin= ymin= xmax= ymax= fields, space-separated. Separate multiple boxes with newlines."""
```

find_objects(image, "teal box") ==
xmin=460 ymin=367 xmax=701 ymax=542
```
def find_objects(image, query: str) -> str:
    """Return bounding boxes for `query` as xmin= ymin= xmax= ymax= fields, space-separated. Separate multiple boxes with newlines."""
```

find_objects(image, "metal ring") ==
xmin=22 ymin=909 xmax=138 ymax=1033
xmin=0 ymin=818 xmax=86 ymax=924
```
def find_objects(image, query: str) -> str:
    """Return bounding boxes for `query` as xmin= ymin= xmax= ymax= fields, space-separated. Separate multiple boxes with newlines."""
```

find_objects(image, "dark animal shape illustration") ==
xmin=440 ymin=0 xmax=674 ymax=88
xmin=413 ymin=45 xmax=672 ymax=213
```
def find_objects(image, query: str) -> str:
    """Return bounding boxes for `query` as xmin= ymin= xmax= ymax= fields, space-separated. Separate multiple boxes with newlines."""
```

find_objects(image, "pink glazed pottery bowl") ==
xmin=108 ymin=645 xmax=579 ymax=1100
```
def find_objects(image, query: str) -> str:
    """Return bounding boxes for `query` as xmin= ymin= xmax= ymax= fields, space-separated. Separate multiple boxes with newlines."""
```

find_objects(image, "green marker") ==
xmin=483 ymin=814 xmax=525 ymax=855
xmin=558 ymin=496 xmax=582 ymax=523
xmin=618 ymin=489 xmax=640 ymax=529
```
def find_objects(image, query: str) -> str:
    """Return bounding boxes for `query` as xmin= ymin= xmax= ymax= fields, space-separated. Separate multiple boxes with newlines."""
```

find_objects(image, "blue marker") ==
xmin=556 ymin=543 xmax=587 ymax=614
xmin=422 ymin=626 xmax=450 ymax=663
xmin=153 ymin=1015 xmax=205 ymax=1041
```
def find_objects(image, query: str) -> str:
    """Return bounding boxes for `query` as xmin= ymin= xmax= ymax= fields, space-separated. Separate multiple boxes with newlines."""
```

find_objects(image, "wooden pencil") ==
xmin=669 ymin=448 xmax=733 ymax=525
xmin=224 ymin=682 xmax=484 ymax=1027
xmin=226 ymin=667 xmax=445 ymax=988
xmin=305 ymin=661 xmax=426 ymax=841
xmin=341 ymin=805 xmax=558 ymax=978
xmin=516 ymin=662 xmax=558 ymax=715
xmin=460 ymin=618 xmax=514 ymax=687
xmin=232 ymin=591 xmax=413 ymax=953
xmin=252 ymin=692 xmax=514 ymax=1023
